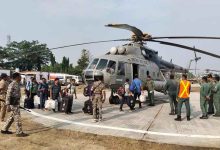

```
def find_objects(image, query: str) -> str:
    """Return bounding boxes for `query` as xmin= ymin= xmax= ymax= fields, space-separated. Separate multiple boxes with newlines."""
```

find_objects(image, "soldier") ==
xmin=0 ymin=73 xmax=9 ymax=122
xmin=200 ymin=76 xmax=211 ymax=119
xmin=207 ymin=74 xmax=215 ymax=114
xmin=1 ymin=73 xmax=28 ymax=137
xmin=91 ymin=76 xmax=106 ymax=122
xmin=146 ymin=76 xmax=155 ymax=106
xmin=175 ymin=74 xmax=191 ymax=121
xmin=164 ymin=74 xmax=178 ymax=115
xmin=212 ymin=75 xmax=220 ymax=117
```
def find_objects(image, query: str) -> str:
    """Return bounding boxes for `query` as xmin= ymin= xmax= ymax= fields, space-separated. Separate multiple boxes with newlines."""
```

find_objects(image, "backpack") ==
xmin=129 ymin=82 xmax=138 ymax=93
xmin=117 ymin=86 xmax=125 ymax=96
xmin=83 ymin=84 xmax=93 ymax=97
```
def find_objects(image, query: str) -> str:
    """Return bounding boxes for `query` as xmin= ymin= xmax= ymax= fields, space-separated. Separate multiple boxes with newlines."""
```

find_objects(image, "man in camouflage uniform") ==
xmin=212 ymin=75 xmax=220 ymax=117
xmin=1 ymin=73 xmax=28 ymax=137
xmin=164 ymin=74 xmax=178 ymax=115
xmin=146 ymin=76 xmax=155 ymax=106
xmin=91 ymin=76 xmax=106 ymax=122
xmin=0 ymin=73 xmax=9 ymax=122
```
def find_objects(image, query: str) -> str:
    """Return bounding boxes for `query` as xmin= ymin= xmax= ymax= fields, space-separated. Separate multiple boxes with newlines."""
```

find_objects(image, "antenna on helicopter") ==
xmin=193 ymin=46 xmax=201 ymax=76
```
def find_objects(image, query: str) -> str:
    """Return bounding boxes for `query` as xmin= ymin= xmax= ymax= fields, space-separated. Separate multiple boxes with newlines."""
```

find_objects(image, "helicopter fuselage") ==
xmin=83 ymin=43 xmax=171 ymax=92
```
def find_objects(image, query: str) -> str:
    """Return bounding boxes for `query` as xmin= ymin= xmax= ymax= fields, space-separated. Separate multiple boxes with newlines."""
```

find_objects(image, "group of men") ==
xmin=1 ymin=71 xmax=220 ymax=136
xmin=164 ymin=73 xmax=220 ymax=121
xmin=118 ymin=75 xmax=155 ymax=112
xmin=24 ymin=77 xmax=78 ymax=114
xmin=118 ymin=72 xmax=220 ymax=122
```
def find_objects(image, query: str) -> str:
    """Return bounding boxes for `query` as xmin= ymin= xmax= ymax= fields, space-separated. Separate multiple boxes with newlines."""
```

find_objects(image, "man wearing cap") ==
xmin=1 ymin=73 xmax=28 ymax=137
xmin=0 ymin=73 xmax=9 ymax=122
xmin=212 ymin=75 xmax=220 ymax=117
xmin=207 ymin=74 xmax=215 ymax=114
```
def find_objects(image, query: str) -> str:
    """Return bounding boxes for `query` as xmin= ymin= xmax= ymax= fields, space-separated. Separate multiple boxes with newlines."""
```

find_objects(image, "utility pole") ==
xmin=7 ymin=35 xmax=11 ymax=45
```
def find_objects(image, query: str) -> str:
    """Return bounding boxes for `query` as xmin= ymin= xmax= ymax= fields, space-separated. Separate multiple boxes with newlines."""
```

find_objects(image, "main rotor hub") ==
xmin=131 ymin=33 xmax=152 ymax=42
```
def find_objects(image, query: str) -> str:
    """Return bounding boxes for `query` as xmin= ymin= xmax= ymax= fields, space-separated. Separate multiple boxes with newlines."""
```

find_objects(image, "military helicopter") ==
xmin=50 ymin=24 xmax=220 ymax=104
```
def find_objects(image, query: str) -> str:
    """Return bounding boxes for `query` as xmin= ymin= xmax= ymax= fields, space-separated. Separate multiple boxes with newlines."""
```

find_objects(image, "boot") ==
xmin=1 ymin=130 xmax=13 ymax=134
xmin=187 ymin=116 xmax=190 ymax=121
xmin=200 ymin=115 xmax=208 ymax=119
xmin=16 ymin=132 xmax=29 ymax=137
xmin=169 ymin=112 xmax=175 ymax=115
xmin=175 ymin=115 xmax=181 ymax=121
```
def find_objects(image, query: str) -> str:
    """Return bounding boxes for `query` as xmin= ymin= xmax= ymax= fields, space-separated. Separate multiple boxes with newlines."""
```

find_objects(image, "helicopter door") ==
xmin=132 ymin=64 xmax=139 ymax=79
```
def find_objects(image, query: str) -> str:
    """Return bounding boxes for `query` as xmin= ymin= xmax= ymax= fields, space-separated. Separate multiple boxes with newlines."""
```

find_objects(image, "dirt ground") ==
xmin=0 ymin=116 xmax=216 ymax=150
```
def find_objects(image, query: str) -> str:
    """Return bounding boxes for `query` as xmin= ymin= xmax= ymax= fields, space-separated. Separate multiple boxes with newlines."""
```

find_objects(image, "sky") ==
xmin=0 ymin=0 xmax=220 ymax=73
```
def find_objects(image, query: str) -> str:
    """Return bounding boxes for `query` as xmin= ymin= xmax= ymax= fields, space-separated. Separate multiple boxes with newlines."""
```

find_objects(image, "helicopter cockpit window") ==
xmin=96 ymin=59 xmax=108 ymax=70
xmin=106 ymin=60 xmax=116 ymax=74
xmin=117 ymin=62 xmax=125 ymax=75
xmin=88 ymin=59 xmax=99 ymax=69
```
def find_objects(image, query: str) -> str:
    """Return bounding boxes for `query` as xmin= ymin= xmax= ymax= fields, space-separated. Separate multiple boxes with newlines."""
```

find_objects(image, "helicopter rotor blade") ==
xmin=151 ymin=36 xmax=220 ymax=40
xmin=149 ymin=39 xmax=220 ymax=59
xmin=2 ymin=39 xmax=130 ymax=60
xmin=49 ymin=39 xmax=130 ymax=50
xmin=105 ymin=24 xmax=144 ymax=40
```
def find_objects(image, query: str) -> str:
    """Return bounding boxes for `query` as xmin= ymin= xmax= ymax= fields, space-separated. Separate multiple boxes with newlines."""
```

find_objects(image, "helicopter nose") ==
xmin=84 ymin=70 xmax=104 ymax=82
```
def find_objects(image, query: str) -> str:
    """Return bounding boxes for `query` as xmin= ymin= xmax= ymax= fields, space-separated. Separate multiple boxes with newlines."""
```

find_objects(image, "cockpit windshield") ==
xmin=106 ymin=60 xmax=116 ymax=74
xmin=88 ymin=58 xmax=99 ymax=69
xmin=96 ymin=59 xmax=108 ymax=70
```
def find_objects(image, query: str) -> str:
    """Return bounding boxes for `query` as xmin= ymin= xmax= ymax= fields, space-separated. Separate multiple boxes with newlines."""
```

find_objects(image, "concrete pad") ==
xmin=22 ymin=88 xmax=220 ymax=148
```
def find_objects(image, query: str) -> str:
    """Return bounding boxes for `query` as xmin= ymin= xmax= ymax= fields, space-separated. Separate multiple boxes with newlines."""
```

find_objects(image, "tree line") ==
xmin=0 ymin=40 xmax=90 ymax=76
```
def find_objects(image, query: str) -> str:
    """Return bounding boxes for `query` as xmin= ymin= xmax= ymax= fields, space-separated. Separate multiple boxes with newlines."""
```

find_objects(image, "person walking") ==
xmin=164 ymin=74 xmax=178 ymax=115
xmin=38 ymin=78 xmax=49 ymax=110
xmin=91 ymin=76 xmax=106 ymax=122
xmin=146 ymin=76 xmax=155 ymax=106
xmin=131 ymin=74 xmax=142 ymax=109
xmin=119 ymin=79 xmax=133 ymax=111
xmin=200 ymin=76 xmax=211 ymax=119
xmin=175 ymin=74 xmax=191 ymax=121
xmin=0 ymin=73 xmax=9 ymax=122
xmin=212 ymin=75 xmax=220 ymax=117
xmin=1 ymin=73 xmax=28 ymax=137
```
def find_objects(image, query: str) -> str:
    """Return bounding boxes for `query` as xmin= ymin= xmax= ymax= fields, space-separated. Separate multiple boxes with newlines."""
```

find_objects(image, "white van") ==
xmin=70 ymin=75 xmax=83 ymax=85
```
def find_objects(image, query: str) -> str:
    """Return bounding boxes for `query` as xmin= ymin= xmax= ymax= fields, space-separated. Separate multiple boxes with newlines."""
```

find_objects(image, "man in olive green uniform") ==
xmin=91 ymin=76 xmax=106 ymax=122
xmin=146 ymin=76 xmax=155 ymax=106
xmin=1 ymin=73 xmax=28 ymax=137
xmin=164 ymin=74 xmax=178 ymax=115
xmin=212 ymin=75 xmax=220 ymax=117
xmin=200 ymin=76 xmax=211 ymax=119
xmin=207 ymin=74 xmax=215 ymax=114
xmin=0 ymin=73 xmax=9 ymax=122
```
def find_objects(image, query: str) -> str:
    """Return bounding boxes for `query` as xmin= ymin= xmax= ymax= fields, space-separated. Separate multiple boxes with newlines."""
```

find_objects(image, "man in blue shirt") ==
xmin=131 ymin=74 xmax=142 ymax=109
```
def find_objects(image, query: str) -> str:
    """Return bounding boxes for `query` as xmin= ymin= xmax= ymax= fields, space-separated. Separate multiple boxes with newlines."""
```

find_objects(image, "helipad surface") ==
xmin=23 ymin=88 xmax=220 ymax=148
